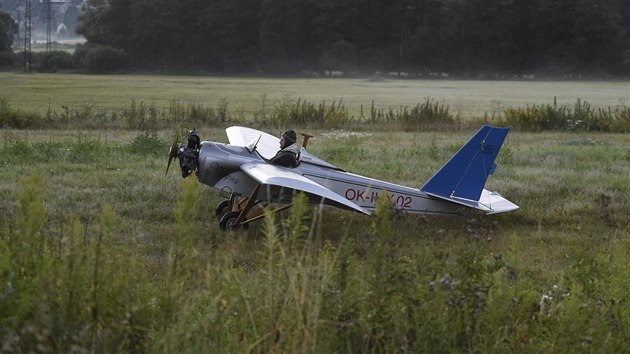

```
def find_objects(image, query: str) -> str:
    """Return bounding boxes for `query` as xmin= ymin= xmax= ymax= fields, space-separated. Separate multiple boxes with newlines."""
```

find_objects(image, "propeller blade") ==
xmin=165 ymin=129 xmax=180 ymax=177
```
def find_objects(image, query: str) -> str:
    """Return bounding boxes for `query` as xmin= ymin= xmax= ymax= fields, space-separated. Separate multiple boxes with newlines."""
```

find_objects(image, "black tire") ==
xmin=215 ymin=199 xmax=230 ymax=220
xmin=219 ymin=211 xmax=249 ymax=231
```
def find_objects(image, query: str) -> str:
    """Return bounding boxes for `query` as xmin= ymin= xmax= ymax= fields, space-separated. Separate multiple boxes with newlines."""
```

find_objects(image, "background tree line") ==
xmin=0 ymin=4 xmax=18 ymax=65
xmin=75 ymin=0 xmax=630 ymax=76
xmin=2 ymin=0 xmax=629 ymax=76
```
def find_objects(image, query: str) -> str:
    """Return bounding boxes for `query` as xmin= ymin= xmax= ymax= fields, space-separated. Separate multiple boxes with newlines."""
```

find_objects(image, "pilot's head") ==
xmin=280 ymin=130 xmax=297 ymax=149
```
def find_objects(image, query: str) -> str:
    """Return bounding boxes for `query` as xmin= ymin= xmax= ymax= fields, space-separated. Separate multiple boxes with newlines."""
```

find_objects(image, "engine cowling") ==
xmin=177 ymin=130 xmax=200 ymax=178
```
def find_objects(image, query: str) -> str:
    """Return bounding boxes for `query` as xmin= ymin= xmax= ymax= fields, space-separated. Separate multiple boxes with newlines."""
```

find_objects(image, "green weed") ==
xmin=0 ymin=97 xmax=44 ymax=129
xmin=128 ymin=129 xmax=165 ymax=156
xmin=498 ymin=99 xmax=630 ymax=132
xmin=3 ymin=94 xmax=630 ymax=133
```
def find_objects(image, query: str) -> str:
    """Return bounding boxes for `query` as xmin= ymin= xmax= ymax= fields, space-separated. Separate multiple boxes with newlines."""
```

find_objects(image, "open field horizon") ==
xmin=1 ymin=72 xmax=629 ymax=118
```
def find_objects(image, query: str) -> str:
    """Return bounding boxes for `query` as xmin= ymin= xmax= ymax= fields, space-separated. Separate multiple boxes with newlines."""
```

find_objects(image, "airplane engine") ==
xmin=177 ymin=130 xmax=200 ymax=178
xmin=166 ymin=129 xmax=200 ymax=178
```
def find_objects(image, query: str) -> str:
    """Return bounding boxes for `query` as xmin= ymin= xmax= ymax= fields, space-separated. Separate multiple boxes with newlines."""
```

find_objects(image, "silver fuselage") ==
xmin=196 ymin=142 xmax=465 ymax=216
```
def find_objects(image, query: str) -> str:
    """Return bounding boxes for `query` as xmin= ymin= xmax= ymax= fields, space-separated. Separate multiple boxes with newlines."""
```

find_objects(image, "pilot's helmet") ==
xmin=281 ymin=130 xmax=297 ymax=147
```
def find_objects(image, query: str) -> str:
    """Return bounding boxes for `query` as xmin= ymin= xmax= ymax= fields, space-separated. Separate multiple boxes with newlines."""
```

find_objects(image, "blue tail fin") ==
xmin=421 ymin=125 xmax=509 ymax=201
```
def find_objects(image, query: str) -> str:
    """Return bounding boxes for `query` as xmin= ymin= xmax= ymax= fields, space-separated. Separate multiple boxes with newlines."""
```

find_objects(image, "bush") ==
xmin=39 ymin=50 xmax=74 ymax=72
xmin=72 ymin=42 xmax=88 ymax=67
xmin=363 ymin=98 xmax=456 ymax=130
xmin=0 ymin=50 xmax=16 ymax=67
xmin=82 ymin=45 xmax=129 ymax=73
xmin=253 ymin=97 xmax=351 ymax=129
xmin=499 ymin=99 xmax=630 ymax=132
xmin=128 ymin=129 xmax=165 ymax=155
xmin=0 ymin=96 xmax=44 ymax=128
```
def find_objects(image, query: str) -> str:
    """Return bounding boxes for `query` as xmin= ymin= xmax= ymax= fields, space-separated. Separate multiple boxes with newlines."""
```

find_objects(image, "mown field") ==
xmin=1 ymin=72 xmax=629 ymax=118
xmin=1 ymin=74 xmax=630 ymax=353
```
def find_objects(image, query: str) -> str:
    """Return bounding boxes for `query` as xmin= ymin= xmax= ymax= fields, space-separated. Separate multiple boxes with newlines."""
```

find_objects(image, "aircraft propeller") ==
xmin=165 ymin=129 xmax=180 ymax=176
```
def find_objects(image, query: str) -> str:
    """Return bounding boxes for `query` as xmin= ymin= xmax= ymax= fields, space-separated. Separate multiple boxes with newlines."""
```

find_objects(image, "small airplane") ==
xmin=166 ymin=125 xmax=518 ymax=230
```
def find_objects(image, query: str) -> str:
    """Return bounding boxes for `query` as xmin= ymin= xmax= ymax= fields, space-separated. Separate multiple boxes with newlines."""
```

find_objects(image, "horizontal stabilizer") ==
xmin=426 ymin=189 xmax=519 ymax=214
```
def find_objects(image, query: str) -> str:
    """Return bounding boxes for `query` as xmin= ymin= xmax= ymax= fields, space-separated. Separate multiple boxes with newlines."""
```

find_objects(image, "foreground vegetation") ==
xmin=1 ymin=125 xmax=629 ymax=352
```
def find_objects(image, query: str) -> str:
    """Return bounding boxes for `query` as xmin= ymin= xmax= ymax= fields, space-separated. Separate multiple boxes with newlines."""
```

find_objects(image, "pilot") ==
xmin=270 ymin=129 xmax=299 ymax=168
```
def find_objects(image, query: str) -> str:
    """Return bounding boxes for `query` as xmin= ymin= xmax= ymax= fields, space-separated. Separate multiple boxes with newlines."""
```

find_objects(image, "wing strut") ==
xmin=234 ymin=184 xmax=261 ymax=227
xmin=219 ymin=184 xmax=295 ymax=231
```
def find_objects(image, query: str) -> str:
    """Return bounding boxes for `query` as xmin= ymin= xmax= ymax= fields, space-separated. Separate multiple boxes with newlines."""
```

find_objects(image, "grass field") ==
xmin=1 ymin=74 xmax=630 ymax=352
xmin=1 ymin=72 xmax=629 ymax=118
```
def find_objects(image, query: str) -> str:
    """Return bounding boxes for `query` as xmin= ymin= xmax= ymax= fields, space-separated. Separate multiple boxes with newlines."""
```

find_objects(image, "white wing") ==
xmin=226 ymin=126 xmax=342 ymax=170
xmin=226 ymin=126 xmax=279 ymax=159
xmin=240 ymin=162 xmax=370 ymax=215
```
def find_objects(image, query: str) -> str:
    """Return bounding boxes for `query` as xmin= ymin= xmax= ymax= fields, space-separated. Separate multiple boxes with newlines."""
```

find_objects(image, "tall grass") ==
xmin=0 ymin=97 xmax=630 ymax=133
xmin=1 ymin=174 xmax=154 ymax=352
xmin=3 ymin=95 xmax=629 ymax=132
xmin=2 ymin=167 xmax=630 ymax=352
xmin=495 ymin=99 xmax=630 ymax=132
xmin=363 ymin=99 xmax=456 ymax=130
xmin=0 ymin=97 xmax=43 ymax=129
xmin=1 ymin=124 xmax=629 ymax=352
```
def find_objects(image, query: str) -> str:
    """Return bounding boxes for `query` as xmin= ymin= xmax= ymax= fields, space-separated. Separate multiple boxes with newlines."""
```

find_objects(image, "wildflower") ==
xmin=440 ymin=277 xmax=451 ymax=290
xmin=539 ymin=294 xmax=552 ymax=314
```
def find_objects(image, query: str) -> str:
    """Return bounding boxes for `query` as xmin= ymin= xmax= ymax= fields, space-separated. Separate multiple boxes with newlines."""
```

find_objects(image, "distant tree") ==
xmin=313 ymin=0 xmax=416 ymax=72
xmin=345 ymin=0 xmax=401 ymax=71
xmin=531 ymin=0 xmax=578 ymax=74
xmin=390 ymin=0 xmax=426 ymax=73
xmin=509 ymin=0 xmax=536 ymax=74
xmin=72 ymin=0 xmax=630 ymax=76
xmin=573 ymin=0 xmax=624 ymax=73
xmin=62 ymin=5 xmax=81 ymax=35
xmin=39 ymin=50 xmax=74 ymax=72
xmin=408 ymin=0 xmax=448 ymax=73
xmin=126 ymin=0 xmax=191 ymax=67
xmin=311 ymin=0 xmax=358 ymax=70
xmin=619 ymin=0 xmax=630 ymax=73
xmin=202 ymin=0 xmax=262 ymax=72
xmin=0 ymin=9 xmax=18 ymax=52
xmin=259 ymin=0 xmax=319 ymax=73
xmin=76 ymin=0 xmax=132 ymax=49
xmin=79 ymin=0 xmax=211 ymax=69
xmin=84 ymin=44 xmax=129 ymax=73
xmin=318 ymin=39 xmax=357 ymax=72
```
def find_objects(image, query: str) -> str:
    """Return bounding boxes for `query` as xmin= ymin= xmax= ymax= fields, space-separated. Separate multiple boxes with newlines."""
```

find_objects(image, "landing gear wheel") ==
xmin=219 ymin=211 xmax=249 ymax=231
xmin=215 ymin=200 xmax=230 ymax=220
